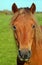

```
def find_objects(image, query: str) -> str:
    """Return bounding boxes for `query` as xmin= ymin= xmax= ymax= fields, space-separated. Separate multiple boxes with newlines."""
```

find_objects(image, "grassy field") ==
xmin=0 ymin=13 xmax=42 ymax=65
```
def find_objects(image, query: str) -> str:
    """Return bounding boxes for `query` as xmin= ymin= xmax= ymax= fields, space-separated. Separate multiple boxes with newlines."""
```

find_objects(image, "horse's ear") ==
xmin=30 ymin=3 xmax=36 ymax=14
xmin=12 ymin=3 xmax=18 ymax=13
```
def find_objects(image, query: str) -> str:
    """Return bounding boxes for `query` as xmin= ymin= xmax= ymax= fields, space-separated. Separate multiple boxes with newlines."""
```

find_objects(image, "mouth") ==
xmin=19 ymin=58 xmax=29 ymax=61
xmin=18 ymin=55 xmax=30 ymax=62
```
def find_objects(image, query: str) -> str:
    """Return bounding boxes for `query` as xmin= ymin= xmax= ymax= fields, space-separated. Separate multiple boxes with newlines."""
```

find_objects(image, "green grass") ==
xmin=35 ymin=13 xmax=42 ymax=25
xmin=0 ymin=13 xmax=42 ymax=65
xmin=0 ymin=13 xmax=17 ymax=65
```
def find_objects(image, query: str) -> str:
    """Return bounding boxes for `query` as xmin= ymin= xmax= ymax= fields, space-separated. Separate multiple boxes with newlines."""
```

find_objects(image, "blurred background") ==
xmin=0 ymin=0 xmax=42 ymax=12
xmin=0 ymin=0 xmax=42 ymax=65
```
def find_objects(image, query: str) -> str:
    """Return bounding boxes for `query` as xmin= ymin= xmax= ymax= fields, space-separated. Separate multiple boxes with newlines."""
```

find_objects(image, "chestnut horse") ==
xmin=11 ymin=3 xmax=42 ymax=65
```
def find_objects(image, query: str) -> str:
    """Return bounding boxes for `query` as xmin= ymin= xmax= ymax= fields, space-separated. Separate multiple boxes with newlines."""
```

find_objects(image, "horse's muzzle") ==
xmin=18 ymin=49 xmax=31 ymax=61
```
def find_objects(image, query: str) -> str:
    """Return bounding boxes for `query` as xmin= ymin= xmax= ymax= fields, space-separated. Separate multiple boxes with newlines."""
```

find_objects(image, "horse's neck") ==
xmin=33 ymin=27 xmax=42 ymax=56
xmin=31 ymin=36 xmax=42 ymax=60
xmin=32 ymin=39 xmax=42 ymax=62
xmin=36 ymin=41 xmax=42 ymax=57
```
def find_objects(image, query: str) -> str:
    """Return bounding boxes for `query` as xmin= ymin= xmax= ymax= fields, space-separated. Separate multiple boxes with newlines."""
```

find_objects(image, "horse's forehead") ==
xmin=13 ymin=9 xmax=31 ymax=21
xmin=15 ymin=14 xmax=35 ymax=25
xmin=12 ymin=9 xmax=35 ymax=26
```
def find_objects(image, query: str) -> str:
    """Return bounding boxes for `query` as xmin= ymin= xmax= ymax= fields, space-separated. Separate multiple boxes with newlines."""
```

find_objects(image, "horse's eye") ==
xmin=32 ymin=25 xmax=35 ymax=28
xmin=13 ymin=26 xmax=16 ymax=30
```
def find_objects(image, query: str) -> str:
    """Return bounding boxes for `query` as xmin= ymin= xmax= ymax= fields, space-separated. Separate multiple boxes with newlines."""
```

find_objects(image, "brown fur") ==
xmin=11 ymin=3 xmax=42 ymax=65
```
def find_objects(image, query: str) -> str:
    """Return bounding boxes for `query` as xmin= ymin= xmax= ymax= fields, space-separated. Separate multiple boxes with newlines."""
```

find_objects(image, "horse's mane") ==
xmin=36 ymin=22 xmax=42 ymax=49
xmin=30 ymin=13 xmax=42 ymax=49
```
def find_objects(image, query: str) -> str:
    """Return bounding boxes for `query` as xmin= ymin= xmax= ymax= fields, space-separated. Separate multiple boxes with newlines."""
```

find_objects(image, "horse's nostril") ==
xmin=19 ymin=50 xmax=22 ymax=58
xmin=28 ymin=51 xmax=31 ymax=54
xmin=28 ymin=50 xmax=31 ymax=59
xmin=19 ymin=50 xmax=21 ymax=55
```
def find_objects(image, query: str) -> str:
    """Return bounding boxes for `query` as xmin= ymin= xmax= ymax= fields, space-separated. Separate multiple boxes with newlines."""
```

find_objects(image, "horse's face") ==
xmin=11 ymin=3 xmax=36 ymax=61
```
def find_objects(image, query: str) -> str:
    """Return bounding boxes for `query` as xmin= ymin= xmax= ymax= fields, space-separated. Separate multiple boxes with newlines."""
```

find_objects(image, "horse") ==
xmin=11 ymin=3 xmax=42 ymax=65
